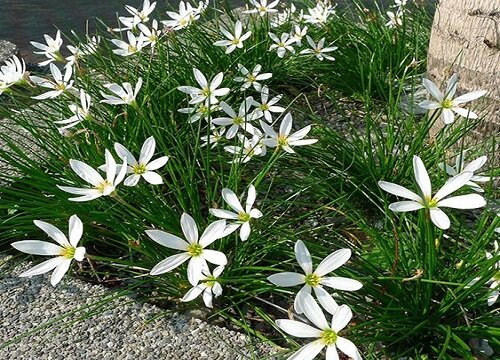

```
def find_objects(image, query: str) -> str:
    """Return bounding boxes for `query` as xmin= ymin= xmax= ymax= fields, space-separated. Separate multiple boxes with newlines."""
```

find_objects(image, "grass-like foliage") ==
xmin=0 ymin=0 xmax=498 ymax=358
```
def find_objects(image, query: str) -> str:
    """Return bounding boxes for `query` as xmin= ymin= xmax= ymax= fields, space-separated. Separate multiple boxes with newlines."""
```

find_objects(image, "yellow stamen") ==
xmin=187 ymin=243 xmax=203 ymax=257
xmin=321 ymin=329 xmax=338 ymax=345
xmin=59 ymin=246 xmax=76 ymax=259
xmin=304 ymin=273 xmax=322 ymax=287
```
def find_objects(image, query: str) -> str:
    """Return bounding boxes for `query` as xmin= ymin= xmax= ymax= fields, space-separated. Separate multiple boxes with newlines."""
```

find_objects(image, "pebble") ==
xmin=0 ymin=256 xmax=280 ymax=359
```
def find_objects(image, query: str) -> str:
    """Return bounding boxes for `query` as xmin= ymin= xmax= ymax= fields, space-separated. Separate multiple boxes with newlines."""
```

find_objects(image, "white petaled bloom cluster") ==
xmin=213 ymin=20 xmax=251 ymax=54
xmin=212 ymin=97 xmax=261 ymax=139
xmin=439 ymin=153 xmax=491 ymax=193
xmin=100 ymin=78 xmax=143 ymax=106
xmin=419 ymin=74 xmax=487 ymax=125
xmin=271 ymin=3 xmax=298 ymax=28
xmin=260 ymin=113 xmax=318 ymax=153
xmin=210 ymin=185 xmax=263 ymax=241
xmin=234 ymin=64 xmax=273 ymax=92
xmin=30 ymin=30 xmax=65 ymax=65
xmin=111 ymin=136 xmax=170 ymax=186
xmin=111 ymin=31 xmax=146 ymax=57
xmin=162 ymin=0 xmax=206 ymax=31
xmin=224 ymin=133 xmax=266 ymax=164
xmin=243 ymin=0 xmax=280 ymax=16
xmin=276 ymin=293 xmax=362 ymax=360
xmin=201 ymin=127 xmax=226 ymax=148
xmin=30 ymin=63 xmax=74 ymax=100
xmin=181 ymin=265 xmax=224 ymax=308
xmin=290 ymin=25 xmax=308 ymax=45
xmin=146 ymin=213 xmax=228 ymax=286
xmin=268 ymin=32 xmax=296 ymax=58
xmin=55 ymin=89 xmax=92 ymax=132
xmin=254 ymin=86 xmax=285 ymax=122
xmin=0 ymin=55 xmax=28 ymax=94
xmin=11 ymin=215 xmax=86 ymax=286
xmin=57 ymin=149 xmax=127 ymax=202
xmin=268 ymin=240 xmax=363 ymax=315
xmin=138 ymin=19 xmax=161 ymax=48
xmin=114 ymin=0 xmax=157 ymax=32
xmin=66 ymin=35 xmax=101 ymax=65
xmin=300 ymin=36 xmax=338 ymax=61
xmin=303 ymin=1 xmax=336 ymax=25
xmin=178 ymin=68 xmax=230 ymax=106
xmin=178 ymin=103 xmax=220 ymax=124
xmin=378 ymin=155 xmax=487 ymax=230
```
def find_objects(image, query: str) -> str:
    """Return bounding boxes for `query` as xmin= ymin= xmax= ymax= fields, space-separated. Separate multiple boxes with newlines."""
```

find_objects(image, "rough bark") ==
xmin=427 ymin=0 xmax=500 ymax=138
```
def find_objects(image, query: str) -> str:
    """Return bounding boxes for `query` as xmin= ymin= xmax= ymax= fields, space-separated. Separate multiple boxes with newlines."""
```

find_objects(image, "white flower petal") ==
xmin=50 ymin=258 xmax=72 ymax=286
xmin=150 ymin=253 xmax=190 ymax=275
xmin=19 ymin=257 xmax=62 ymax=277
xmin=199 ymin=220 xmax=226 ymax=247
xmin=313 ymin=286 xmax=339 ymax=315
xmin=315 ymin=249 xmax=351 ymax=277
xmin=139 ymin=136 xmax=156 ymax=164
xmin=429 ymin=208 xmax=450 ymax=230
xmin=330 ymin=305 xmax=352 ymax=332
xmin=413 ymin=155 xmax=431 ymax=198
xmin=181 ymin=213 xmax=199 ymax=244
xmin=300 ymin=292 xmax=329 ymax=330
xmin=295 ymin=240 xmax=313 ymax=275
xmin=68 ymin=215 xmax=83 ymax=247
xmin=378 ymin=181 xmax=421 ymax=202
xmin=142 ymin=171 xmax=163 ymax=184
xmin=188 ymin=256 xmax=208 ymax=285
xmin=267 ymin=272 xmax=305 ymax=287
xmin=181 ymin=284 xmax=205 ymax=302
xmin=275 ymin=319 xmax=322 ymax=338
xmin=389 ymin=201 xmax=425 ymax=212
xmin=222 ymin=188 xmax=245 ymax=213
xmin=33 ymin=220 xmax=70 ymax=247
xmin=11 ymin=240 xmax=62 ymax=256
xmin=201 ymin=249 xmax=227 ymax=266
xmin=145 ymin=229 xmax=189 ymax=250
xmin=288 ymin=340 xmax=324 ymax=360
xmin=336 ymin=337 xmax=361 ymax=360
xmin=239 ymin=221 xmax=251 ymax=241
xmin=434 ymin=171 xmax=473 ymax=201
xmin=320 ymin=277 xmax=363 ymax=291
xmin=438 ymin=194 xmax=486 ymax=209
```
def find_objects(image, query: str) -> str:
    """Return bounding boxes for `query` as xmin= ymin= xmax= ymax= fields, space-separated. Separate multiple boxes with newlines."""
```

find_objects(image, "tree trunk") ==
xmin=426 ymin=0 xmax=499 ymax=138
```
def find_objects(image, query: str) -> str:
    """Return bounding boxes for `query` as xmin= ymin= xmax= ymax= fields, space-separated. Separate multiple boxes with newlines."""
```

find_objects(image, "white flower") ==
xmin=178 ymin=103 xmax=219 ymax=123
xmin=11 ymin=215 xmax=86 ymax=286
xmin=303 ymin=3 xmax=335 ymax=25
xmin=378 ymin=155 xmax=486 ymax=230
xmin=486 ymin=241 xmax=499 ymax=306
xmin=162 ymin=1 xmax=200 ymax=30
xmin=213 ymin=20 xmax=252 ymax=54
xmin=243 ymin=0 xmax=280 ymax=16
xmin=234 ymin=64 xmax=272 ymax=92
xmin=260 ymin=113 xmax=317 ymax=153
xmin=254 ymin=86 xmax=285 ymax=122
xmin=210 ymin=185 xmax=263 ymax=241
xmin=268 ymin=32 xmax=295 ymax=58
xmin=30 ymin=30 xmax=64 ymax=65
xmin=113 ymin=16 xmax=142 ymax=32
xmin=0 ymin=55 xmax=27 ymax=87
xmin=271 ymin=3 xmax=297 ymax=28
xmin=275 ymin=293 xmax=362 ymax=360
xmin=111 ymin=31 xmax=146 ymax=57
xmin=55 ymin=89 xmax=92 ymax=131
xmin=146 ymin=214 xmax=228 ymax=285
xmin=268 ymin=240 xmax=362 ymax=315
xmin=300 ymin=36 xmax=337 ymax=61
xmin=30 ymin=63 xmax=74 ymax=100
xmin=393 ymin=0 xmax=408 ymax=7
xmin=181 ymin=265 xmax=224 ymax=308
xmin=138 ymin=20 xmax=161 ymax=48
xmin=125 ymin=0 xmax=157 ymax=23
xmin=386 ymin=10 xmax=403 ymax=28
xmin=100 ymin=77 xmax=142 ymax=106
xmin=439 ymin=153 xmax=491 ymax=193
xmin=113 ymin=136 xmax=169 ymax=186
xmin=419 ymin=74 xmax=487 ymax=124
xmin=290 ymin=25 xmax=308 ymax=45
xmin=57 ymin=149 xmax=127 ymax=202
xmin=178 ymin=68 xmax=230 ymax=105
xmin=224 ymin=134 xmax=266 ymax=163
xmin=212 ymin=98 xmax=260 ymax=139
xmin=201 ymin=127 xmax=226 ymax=148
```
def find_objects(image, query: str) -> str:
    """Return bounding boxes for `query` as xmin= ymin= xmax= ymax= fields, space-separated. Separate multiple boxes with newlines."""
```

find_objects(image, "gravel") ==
xmin=0 ymin=255 xmax=280 ymax=359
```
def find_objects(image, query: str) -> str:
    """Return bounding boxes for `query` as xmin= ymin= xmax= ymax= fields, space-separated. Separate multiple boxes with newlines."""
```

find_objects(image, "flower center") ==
xmin=321 ymin=329 xmax=338 ymax=345
xmin=441 ymin=98 xmax=453 ymax=109
xmin=180 ymin=18 xmax=188 ymax=26
xmin=234 ymin=116 xmax=244 ymax=125
xmin=187 ymin=243 xmax=203 ymax=257
xmin=231 ymin=38 xmax=240 ymax=45
xmin=238 ymin=212 xmax=251 ymax=222
xmin=247 ymin=75 xmax=257 ymax=83
xmin=96 ymin=180 xmax=113 ymax=193
xmin=55 ymin=83 xmax=67 ymax=91
xmin=259 ymin=6 xmax=267 ymax=12
xmin=305 ymin=273 xmax=322 ymax=286
xmin=427 ymin=197 xmax=438 ymax=208
xmin=278 ymin=42 xmax=285 ymax=48
xmin=132 ymin=163 xmax=147 ymax=175
xmin=59 ymin=246 xmax=76 ymax=259
xmin=277 ymin=134 xmax=289 ymax=147
xmin=128 ymin=45 xmax=137 ymax=53
xmin=202 ymin=87 xmax=211 ymax=97
xmin=314 ymin=48 xmax=321 ymax=54
xmin=203 ymin=275 xmax=217 ymax=288
xmin=259 ymin=103 xmax=269 ymax=111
